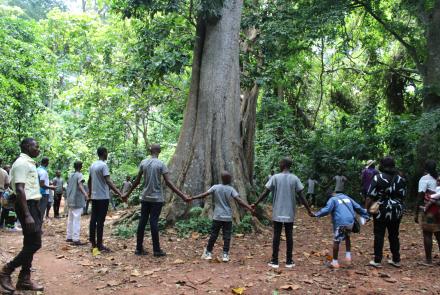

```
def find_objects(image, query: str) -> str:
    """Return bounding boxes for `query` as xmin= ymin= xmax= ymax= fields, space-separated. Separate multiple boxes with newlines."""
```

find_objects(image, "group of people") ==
xmin=1 ymin=137 xmax=440 ymax=293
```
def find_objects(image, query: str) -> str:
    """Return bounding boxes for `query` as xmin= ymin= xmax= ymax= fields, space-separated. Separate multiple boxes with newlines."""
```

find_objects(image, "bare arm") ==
xmin=124 ymin=170 xmax=143 ymax=197
xmin=298 ymin=190 xmax=313 ymax=216
xmin=40 ymin=179 xmax=56 ymax=190
xmin=15 ymin=183 xmax=36 ymax=232
xmin=78 ymin=180 xmax=88 ymax=198
xmin=191 ymin=191 xmax=210 ymax=200
xmin=234 ymin=195 xmax=254 ymax=213
xmin=87 ymin=177 xmax=92 ymax=199
xmin=104 ymin=175 xmax=122 ymax=197
xmin=253 ymin=188 xmax=271 ymax=207
xmin=163 ymin=173 xmax=189 ymax=202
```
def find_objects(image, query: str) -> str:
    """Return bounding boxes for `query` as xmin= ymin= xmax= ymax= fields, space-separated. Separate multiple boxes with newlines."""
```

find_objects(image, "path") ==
xmin=1 ymin=209 xmax=440 ymax=295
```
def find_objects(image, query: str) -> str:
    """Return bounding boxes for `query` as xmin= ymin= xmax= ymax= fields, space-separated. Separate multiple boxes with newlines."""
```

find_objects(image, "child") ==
xmin=192 ymin=171 xmax=254 ymax=262
xmin=313 ymin=190 xmax=369 ymax=269
xmin=252 ymin=157 xmax=313 ymax=269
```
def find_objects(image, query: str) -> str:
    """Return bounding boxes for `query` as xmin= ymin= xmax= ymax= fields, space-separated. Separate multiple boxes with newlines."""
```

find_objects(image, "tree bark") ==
xmin=423 ymin=1 xmax=440 ymax=110
xmin=163 ymin=0 xmax=250 ymax=224
xmin=241 ymin=83 xmax=258 ymax=182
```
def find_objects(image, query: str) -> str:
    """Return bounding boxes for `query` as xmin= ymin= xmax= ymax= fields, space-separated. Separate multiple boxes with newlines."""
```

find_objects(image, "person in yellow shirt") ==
xmin=0 ymin=138 xmax=44 ymax=292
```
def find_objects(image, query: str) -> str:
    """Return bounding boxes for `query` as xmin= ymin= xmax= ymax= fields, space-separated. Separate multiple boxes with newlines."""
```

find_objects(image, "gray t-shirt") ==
xmin=122 ymin=181 xmax=132 ymax=194
xmin=307 ymin=178 xmax=318 ymax=194
xmin=53 ymin=177 xmax=64 ymax=194
xmin=89 ymin=160 xmax=110 ymax=200
xmin=67 ymin=172 xmax=86 ymax=208
xmin=265 ymin=172 xmax=304 ymax=223
xmin=139 ymin=158 xmax=169 ymax=203
xmin=334 ymin=175 xmax=347 ymax=192
xmin=208 ymin=184 xmax=240 ymax=222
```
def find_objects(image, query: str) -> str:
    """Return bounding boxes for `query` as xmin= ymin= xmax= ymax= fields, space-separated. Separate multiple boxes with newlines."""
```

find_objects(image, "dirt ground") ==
xmin=1 ymin=207 xmax=440 ymax=295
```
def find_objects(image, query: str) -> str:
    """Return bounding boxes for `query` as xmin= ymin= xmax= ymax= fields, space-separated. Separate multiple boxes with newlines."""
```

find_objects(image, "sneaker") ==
xmin=344 ymin=257 xmax=352 ymax=264
xmin=201 ymin=249 xmax=212 ymax=260
xmin=222 ymin=252 xmax=230 ymax=262
xmin=387 ymin=260 xmax=401 ymax=268
xmin=135 ymin=249 xmax=148 ymax=256
xmin=71 ymin=240 xmax=87 ymax=246
xmin=98 ymin=245 xmax=111 ymax=253
xmin=285 ymin=260 xmax=295 ymax=268
xmin=268 ymin=261 xmax=279 ymax=269
xmin=329 ymin=262 xmax=340 ymax=269
xmin=153 ymin=250 xmax=167 ymax=257
xmin=66 ymin=239 xmax=73 ymax=243
xmin=368 ymin=260 xmax=382 ymax=268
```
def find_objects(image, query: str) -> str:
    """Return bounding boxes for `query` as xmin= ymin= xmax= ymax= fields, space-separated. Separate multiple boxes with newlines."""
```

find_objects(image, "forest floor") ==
xmin=1 ymin=208 xmax=440 ymax=295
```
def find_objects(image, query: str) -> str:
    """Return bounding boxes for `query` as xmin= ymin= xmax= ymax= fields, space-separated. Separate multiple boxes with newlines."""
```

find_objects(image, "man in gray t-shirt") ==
xmin=252 ymin=157 xmax=313 ymax=268
xmin=125 ymin=144 xmax=189 ymax=257
xmin=191 ymin=171 xmax=254 ymax=262
xmin=87 ymin=147 xmax=124 ymax=252
xmin=66 ymin=161 xmax=88 ymax=245
xmin=334 ymin=173 xmax=348 ymax=193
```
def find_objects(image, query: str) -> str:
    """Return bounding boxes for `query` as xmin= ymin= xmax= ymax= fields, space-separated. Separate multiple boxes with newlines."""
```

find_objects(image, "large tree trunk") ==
xmin=423 ymin=1 xmax=440 ymax=111
xmin=163 ymin=0 xmax=249 ymax=224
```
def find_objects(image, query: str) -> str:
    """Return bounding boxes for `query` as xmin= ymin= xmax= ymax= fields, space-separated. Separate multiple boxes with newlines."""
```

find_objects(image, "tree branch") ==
xmin=353 ymin=0 xmax=424 ymax=74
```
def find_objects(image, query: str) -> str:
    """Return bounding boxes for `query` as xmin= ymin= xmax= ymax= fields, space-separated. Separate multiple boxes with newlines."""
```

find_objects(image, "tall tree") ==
xmin=164 ymin=0 xmax=250 ymax=223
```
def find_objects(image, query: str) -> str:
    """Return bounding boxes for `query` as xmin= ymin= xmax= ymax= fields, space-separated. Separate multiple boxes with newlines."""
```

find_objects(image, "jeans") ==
xmin=8 ymin=200 xmax=42 ymax=274
xmin=53 ymin=193 xmax=63 ymax=217
xmin=136 ymin=202 xmax=163 ymax=252
xmin=39 ymin=194 xmax=49 ymax=218
xmin=206 ymin=220 xmax=233 ymax=253
xmin=373 ymin=217 xmax=401 ymax=263
xmin=0 ymin=205 xmax=8 ymax=227
xmin=67 ymin=207 xmax=83 ymax=241
xmin=272 ymin=221 xmax=294 ymax=264
xmin=89 ymin=199 xmax=109 ymax=248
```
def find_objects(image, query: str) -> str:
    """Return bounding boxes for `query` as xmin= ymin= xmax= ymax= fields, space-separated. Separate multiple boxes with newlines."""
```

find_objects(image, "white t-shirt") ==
xmin=418 ymin=174 xmax=437 ymax=193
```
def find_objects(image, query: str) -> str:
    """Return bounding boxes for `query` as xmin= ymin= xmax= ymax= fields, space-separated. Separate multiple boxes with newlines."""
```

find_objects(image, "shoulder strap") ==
xmin=338 ymin=196 xmax=356 ymax=218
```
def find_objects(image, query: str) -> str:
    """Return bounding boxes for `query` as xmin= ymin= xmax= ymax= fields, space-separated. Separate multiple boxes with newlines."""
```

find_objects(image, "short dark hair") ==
xmin=281 ymin=157 xmax=293 ymax=168
xmin=20 ymin=138 xmax=35 ymax=152
xmin=149 ymin=144 xmax=161 ymax=154
xmin=41 ymin=157 xmax=49 ymax=166
xmin=74 ymin=161 xmax=82 ymax=170
xmin=221 ymin=171 xmax=232 ymax=185
xmin=97 ymin=147 xmax=107 ymax=157
xmin=425 ymin=160 xmax=438 ymax=179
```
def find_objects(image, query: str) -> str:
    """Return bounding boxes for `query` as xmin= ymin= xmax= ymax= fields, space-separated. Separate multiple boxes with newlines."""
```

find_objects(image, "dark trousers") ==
xmin=206 ymin=220 xmax=233 ymax=253
xmin=8 ymin=200 xmax=42 ymax=274
xmin=307 ymin=193 xmax=316 ymax=206
xmin=53 ymin=193 xmax=62 ymax=217
xmin=89 ymin=199 xmax=109 ymax=248
xmin=38 ymin=194 xmax=49 ymax=219
xmin=373 ymin=217 xmax=401 ymax=263
xmin=84 ymin=199 xmax=91 ymax=214
xmin=136 ymin=201 xmax=163 ymax=252
xmin=0 ymin=207 xmax=8 ymax=227
xmin=272 ymin=221 xmax=294 ymax=264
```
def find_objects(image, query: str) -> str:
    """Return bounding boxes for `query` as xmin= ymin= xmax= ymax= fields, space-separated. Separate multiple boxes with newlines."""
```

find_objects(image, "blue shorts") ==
xmin=334 ymin=224 xmax=353 ymax=242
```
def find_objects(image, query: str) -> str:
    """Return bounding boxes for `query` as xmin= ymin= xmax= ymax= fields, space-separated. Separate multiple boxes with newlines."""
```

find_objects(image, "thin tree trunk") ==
xmin=241 ymin=83 xmax=258 ymax=182
xmin=163 ymin=0 xmax=249 ymax=224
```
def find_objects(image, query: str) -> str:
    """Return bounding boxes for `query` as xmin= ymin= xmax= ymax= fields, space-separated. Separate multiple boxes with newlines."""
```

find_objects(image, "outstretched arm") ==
xmin=124 ymin=170 xmax=143 ymax=198
xmin=234 ymin=196 xmax=254 ymax=213
xmin=105 ymin=176 xmax=123 ymax=199
xmin=315 ymin=198 xmax=335 ymax=218
xmin=163 ymin=174 xmax=189 ymax=202
xmin=298 ymin=190 xmax=313 ymax=216
xmin=192 ymin=191 xmax=210 ymax=200
xmin=253 ymin=188 xmax=271 ymax=207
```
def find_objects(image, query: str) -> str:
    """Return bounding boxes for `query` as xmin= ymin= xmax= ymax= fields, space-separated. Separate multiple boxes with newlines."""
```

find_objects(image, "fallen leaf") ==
xmin=232 ymin=287 xmax=246 ymax=294
xmin=173 ymin=259 xmax=185 ymax=264
xmin=191 ymin=232 xmax=200 ymax=239
xmin=280 ymin=284 xmax=301 ymax=290
xmin=131 ymin=269 xmax=141 ymax=277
